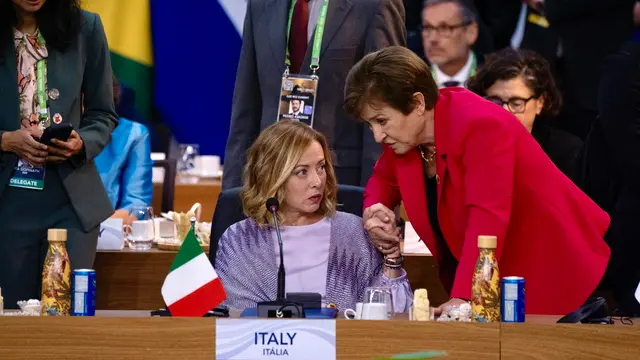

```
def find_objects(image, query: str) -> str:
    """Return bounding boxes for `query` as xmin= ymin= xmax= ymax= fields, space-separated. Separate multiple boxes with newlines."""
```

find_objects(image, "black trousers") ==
xmin=0 ymin=166 xmax=98 ymax=309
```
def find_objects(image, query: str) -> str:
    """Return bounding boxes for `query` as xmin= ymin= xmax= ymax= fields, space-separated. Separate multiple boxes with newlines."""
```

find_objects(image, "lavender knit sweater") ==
xmin=215 ymin=211 xmax=413 ymax=311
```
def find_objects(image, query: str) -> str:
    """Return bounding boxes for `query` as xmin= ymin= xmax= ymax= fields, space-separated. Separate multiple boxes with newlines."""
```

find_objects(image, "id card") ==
xmin=9 ymin=159 xmax=45 ymax=190
xmin=277 ymin=75 xmax=319 ymax=127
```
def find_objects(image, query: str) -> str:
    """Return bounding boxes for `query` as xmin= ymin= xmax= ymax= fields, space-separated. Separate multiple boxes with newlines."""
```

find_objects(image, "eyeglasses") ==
xmin=484 ymin=95 xmax=537 ymax=114
xmin=421 ymin=22 xmax=471 ymax=38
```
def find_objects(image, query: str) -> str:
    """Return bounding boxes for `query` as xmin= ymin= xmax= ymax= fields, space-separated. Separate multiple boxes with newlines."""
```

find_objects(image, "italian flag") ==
xmin=161 ymin=227 xmax=226 ymax=316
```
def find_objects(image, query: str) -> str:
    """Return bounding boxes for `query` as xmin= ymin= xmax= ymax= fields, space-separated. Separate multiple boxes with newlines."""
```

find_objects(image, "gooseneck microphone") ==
xmin=254 ymin=197 xmax=320 ymax=318
xmin=256 ymin=197 xmax=303 ymax=318
xmin=266 ymin=197 xmax=286 ymax=301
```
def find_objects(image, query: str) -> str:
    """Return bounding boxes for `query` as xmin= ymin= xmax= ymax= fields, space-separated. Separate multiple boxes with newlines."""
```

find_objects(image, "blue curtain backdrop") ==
xmin=151 ymin=1 xmax=244 ymax=160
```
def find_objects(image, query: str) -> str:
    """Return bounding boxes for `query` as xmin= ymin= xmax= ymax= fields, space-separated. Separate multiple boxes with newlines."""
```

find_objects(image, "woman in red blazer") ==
xmin=344 ymin=46 xmax=611 ymax=315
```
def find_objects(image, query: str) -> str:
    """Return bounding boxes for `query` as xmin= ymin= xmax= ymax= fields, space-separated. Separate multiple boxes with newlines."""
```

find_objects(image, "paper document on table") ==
xmin=402 ymin=221 xmax=431 ymax=254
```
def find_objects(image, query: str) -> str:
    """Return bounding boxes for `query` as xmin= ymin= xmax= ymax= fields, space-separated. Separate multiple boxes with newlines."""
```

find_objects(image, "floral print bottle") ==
xmin=41 ymin=229 xmax=71 ymax=316
xmin=471 ymin=235 xmax=500 ymax=322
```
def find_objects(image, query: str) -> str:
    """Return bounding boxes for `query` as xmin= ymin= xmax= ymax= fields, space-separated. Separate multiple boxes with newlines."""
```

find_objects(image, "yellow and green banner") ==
xmin=82 ymin=0 xmax=153 ymax=120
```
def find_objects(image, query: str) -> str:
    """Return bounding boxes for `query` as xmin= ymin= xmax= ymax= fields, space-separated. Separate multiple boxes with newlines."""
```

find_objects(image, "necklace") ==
xmin=418 ymin=145 xmax=436 ymax=165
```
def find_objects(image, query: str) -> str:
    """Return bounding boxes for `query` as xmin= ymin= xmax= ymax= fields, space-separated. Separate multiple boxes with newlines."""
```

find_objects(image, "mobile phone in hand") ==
xmin=40 ymin=123 xmax=73 ymax=146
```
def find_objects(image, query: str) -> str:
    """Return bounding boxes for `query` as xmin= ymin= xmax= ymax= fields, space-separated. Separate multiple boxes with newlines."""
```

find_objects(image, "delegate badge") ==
xmin=276 ymin=74 xmax=319 ymax=128
xmin=9 ymin=159 xmax=45 ymax=190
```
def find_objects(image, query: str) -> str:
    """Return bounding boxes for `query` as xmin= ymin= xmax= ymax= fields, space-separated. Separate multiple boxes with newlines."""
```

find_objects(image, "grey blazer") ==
xmin=0 ymin=10 xmax=117 ymax=231
xmin=222 ymin=0 xmax=407 ymax=188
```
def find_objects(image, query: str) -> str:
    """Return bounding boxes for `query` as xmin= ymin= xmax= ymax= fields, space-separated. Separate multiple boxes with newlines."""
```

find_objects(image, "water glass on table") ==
xmin=360 ymin=286 xmax=394 ymax=320
xmin=124 ymin=206 xmax=155 ymax=250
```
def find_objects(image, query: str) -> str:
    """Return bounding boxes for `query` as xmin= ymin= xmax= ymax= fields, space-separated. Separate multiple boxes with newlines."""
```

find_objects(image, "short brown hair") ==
xmin=344 ymin=46 xmax=439 ymax=121
xmin=241 ymin=120 xmax=338 ymax=226
xmin=466 ymin=48 xmax=562 ymax=116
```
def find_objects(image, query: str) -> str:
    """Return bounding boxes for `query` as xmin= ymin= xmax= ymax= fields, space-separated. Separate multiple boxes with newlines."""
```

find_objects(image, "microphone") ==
xmin=256 ymin=197 xmax=304 ymax=318
xmin=266 ymin=197 xmax=286 ymax=301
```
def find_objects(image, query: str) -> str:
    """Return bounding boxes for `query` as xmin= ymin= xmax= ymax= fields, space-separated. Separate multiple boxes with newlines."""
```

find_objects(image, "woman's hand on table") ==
xmin=363 ymin=203 xmax=401 ymax=255
xmin=433 ymin=298 xmax=470 ymax=317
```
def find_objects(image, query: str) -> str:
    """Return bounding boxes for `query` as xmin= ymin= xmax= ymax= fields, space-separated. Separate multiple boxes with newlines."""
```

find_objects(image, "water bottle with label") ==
xmin=41 ymin=229 xmax=71 ymax=316
xmin=471 ymin=235 xmax=500 ymax=322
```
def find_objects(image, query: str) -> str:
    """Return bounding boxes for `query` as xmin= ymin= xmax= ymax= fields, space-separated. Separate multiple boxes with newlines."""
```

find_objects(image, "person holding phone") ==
xmin=0 ymin=0 xmax=117 ymax=308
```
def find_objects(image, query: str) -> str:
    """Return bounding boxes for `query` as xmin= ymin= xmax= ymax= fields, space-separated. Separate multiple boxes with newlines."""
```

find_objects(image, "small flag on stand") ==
xmin=161 ymin=224 xmax=226 ymax=316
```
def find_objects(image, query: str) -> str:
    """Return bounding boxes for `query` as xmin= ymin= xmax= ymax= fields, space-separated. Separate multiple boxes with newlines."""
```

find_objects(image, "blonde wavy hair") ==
xmin=241 ymin=120 xmax=338 ymax=226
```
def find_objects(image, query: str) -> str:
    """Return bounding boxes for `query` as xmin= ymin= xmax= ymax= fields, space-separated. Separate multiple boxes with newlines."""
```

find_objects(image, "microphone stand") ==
xmin=256 ymin=204 xmax=304 ymax=318
xmin=272 ymin=210 xmax=286 ymax=301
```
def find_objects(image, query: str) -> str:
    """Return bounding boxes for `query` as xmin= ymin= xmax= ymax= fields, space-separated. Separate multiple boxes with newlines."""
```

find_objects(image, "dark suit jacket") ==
xmin=532 ymin=120 xmax=582 ymax=183
xmin=222 ymin=0 xmax=407 ymax=189
xmin=581 ymin=41 xmax=640 ymax=315
xmin=546 ymin=0 xmax=636 ymax=139
xmin=0 ymin=10 xmax=117 ymax=232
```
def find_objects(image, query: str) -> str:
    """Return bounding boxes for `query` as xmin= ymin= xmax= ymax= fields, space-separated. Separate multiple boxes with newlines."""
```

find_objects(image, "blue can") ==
xmin=72 ymin=269 xmax=96 ymax=316
xmin=501 ymin=276 xmax=525 ymax=322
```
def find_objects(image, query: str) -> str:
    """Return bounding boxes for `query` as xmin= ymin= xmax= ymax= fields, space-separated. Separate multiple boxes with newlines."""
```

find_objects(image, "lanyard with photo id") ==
xmin=276 ymin=0 xmax=330 ymax=128
xmin=9 ymin=31 xmax=49 ymax=191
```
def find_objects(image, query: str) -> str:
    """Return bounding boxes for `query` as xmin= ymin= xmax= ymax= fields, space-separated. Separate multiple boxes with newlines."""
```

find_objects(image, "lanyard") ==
xmin=35 ymin=31 xmax=48 ymax=121
xmin=285 ymin=0 xmax=330 ymax=74
xmin=431 ymin=52 xmax=477 ymax=86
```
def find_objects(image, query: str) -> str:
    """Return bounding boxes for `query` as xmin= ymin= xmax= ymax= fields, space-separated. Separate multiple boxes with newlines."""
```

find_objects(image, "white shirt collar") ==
xmin=432 ymin=51 xmax=474 ymax=88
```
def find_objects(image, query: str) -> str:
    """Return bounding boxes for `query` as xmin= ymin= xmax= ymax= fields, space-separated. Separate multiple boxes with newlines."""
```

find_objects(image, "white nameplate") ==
xmin=216 ymin=319 xmax=336 ymax=360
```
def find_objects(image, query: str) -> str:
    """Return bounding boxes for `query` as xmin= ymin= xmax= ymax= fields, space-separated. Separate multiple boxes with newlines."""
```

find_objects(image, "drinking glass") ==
xmin=177 ymin=144 xmax=199 ymax=183
xmin=125 ymin=206 xmax=155 ymax=250
xmin=360 ymin=286 xmax=394 ymax=320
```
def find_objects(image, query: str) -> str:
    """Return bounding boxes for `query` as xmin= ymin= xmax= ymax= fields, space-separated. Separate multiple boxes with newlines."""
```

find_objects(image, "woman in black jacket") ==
xmin=467 ymin=47 xmax=582 ymax=183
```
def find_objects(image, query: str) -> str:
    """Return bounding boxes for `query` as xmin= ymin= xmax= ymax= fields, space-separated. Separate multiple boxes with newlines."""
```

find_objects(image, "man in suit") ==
xmin=222 ymin=0 xmax=407 ymax=188
xmin=421 ymin=0 xmax=479 ymax=88
xmin=406 ymin=0 xmax=493 ymax=64
xmin=581 ymin=41 xmax=640 ymax=316
xmin=289 ymin=99 xmax=302 ymax=116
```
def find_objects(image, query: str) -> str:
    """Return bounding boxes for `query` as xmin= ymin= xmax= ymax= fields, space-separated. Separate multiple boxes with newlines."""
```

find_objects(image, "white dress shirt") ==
xmin=432 ymin=51 xmax=474 ymax=88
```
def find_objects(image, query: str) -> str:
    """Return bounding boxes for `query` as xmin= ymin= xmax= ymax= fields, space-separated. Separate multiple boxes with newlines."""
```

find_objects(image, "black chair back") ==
xmin=208 ymin=184 xmax=364 ymax=265
xmin=152 ymin=159 xmax=177 ymax=214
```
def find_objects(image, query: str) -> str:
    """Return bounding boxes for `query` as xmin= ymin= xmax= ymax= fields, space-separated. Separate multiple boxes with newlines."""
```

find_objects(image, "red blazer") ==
xmin=364 ymin=88 xmax=611 ymax=315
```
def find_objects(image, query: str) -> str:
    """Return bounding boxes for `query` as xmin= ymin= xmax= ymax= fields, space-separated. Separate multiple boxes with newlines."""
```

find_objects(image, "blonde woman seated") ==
xmin=215 ymin=121 xmax=412 ymax=312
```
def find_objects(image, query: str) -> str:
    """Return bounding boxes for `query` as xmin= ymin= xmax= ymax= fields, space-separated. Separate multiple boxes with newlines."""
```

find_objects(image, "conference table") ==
xmin=0 ymin=311 xmax=638 ymax=359
xmin=94 ymin=249 xmax=449 ymax=310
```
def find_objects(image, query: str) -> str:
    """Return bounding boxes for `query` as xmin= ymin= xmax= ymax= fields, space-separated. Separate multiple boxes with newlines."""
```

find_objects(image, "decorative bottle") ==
xmin=41 ymin=229 xmax=71 ymax=316
xmin=471 ymin=235 xmax=500 ymax=322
